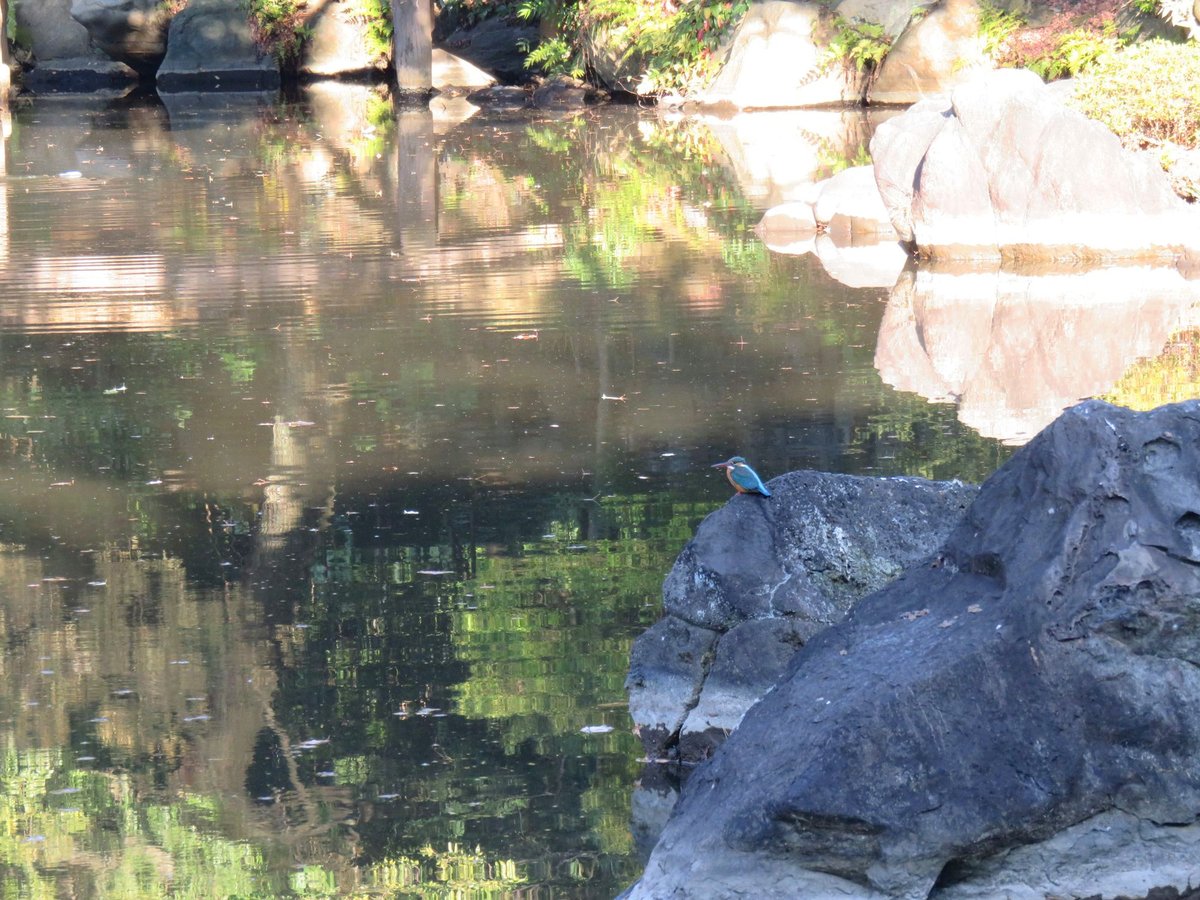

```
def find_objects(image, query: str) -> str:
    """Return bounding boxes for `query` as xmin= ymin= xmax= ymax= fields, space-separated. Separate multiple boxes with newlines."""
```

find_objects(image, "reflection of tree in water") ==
xmin=245 ymin=727 xmax=291 ymax=802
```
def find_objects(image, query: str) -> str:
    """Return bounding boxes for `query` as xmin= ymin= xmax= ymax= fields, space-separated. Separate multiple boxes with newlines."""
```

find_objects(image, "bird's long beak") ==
xmin=711 ymin=460 xmax=732 ymax=469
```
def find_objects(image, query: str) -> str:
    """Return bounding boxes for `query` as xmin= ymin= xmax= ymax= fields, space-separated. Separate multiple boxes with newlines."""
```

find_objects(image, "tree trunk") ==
xmin=391 ymin=0 xmax=431 ymax=94
xmin=0 ymin=0 xmax=11 ymax=93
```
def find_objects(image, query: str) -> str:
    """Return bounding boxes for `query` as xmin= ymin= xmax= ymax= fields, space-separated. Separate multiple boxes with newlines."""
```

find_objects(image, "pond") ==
xmin=0 ymin=85 xmax=1192 ymax=897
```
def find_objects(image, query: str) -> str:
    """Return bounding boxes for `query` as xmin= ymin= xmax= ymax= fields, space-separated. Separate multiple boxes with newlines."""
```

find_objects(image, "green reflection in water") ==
xmin=0 ymin=747 xmax=278 ymax=898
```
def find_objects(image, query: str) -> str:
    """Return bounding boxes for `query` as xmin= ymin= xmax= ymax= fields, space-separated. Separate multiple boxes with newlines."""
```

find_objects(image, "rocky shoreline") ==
xmin=625 ymin=399 xmax=1200 ymax=899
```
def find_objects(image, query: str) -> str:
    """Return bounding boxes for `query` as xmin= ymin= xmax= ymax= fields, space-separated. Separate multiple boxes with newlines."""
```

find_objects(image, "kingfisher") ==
xmin=711 ymin=456 xmax=771 ymax=497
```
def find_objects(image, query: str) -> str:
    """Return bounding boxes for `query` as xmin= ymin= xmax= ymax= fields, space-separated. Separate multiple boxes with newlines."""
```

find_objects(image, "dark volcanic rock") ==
xmin=663 ymin=471 xmax=976 ymax=630
xmin=465 ymin=84 xmax=529 ymax=109
xmin=530 ymin=74 xmax=607 ymax=108
xmin=24 ymin=56 xmax=139 ymax=92
xmin=627 ymin=471 xmax=976 ymax=763
xmin=627 ymin=400 xmax=1200 ymax=899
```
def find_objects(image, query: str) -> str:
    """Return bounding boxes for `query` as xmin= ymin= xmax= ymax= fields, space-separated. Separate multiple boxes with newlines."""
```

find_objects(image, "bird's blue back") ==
xmin=730 ymin=462 xmax=770 ymax=496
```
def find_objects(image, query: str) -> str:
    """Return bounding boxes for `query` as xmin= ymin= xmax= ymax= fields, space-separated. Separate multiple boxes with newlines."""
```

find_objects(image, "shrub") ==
xmin=1071 ymin=39 xmax=1200 ymax=148
xmin=978 ymin=1 xmax=1024 ymax=58
xmin=990 ymin=0 xmax=1135 ymax=80
xmin=349 ymin=0 xmax=394 ymax=61
xmin=513 ymin=0 xmax=750 ymax=91
xmin=243 ymin=0 xmax=311 ymax=63
xmin=825 ymin=16 xmax=891 ymax=71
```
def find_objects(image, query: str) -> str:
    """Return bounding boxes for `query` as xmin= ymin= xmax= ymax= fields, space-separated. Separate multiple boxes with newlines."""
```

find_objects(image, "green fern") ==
xmin=826 ymin=17 xmax=892 ymax=71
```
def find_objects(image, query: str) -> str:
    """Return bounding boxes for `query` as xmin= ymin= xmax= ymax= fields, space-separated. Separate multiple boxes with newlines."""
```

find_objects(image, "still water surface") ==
xmin=0 ymin=85 xmax=1186 ymax=897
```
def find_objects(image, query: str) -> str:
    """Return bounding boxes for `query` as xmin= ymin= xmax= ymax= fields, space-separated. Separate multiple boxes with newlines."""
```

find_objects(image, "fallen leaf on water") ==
xmin=901 ymin=609 xmax=930 ymax=622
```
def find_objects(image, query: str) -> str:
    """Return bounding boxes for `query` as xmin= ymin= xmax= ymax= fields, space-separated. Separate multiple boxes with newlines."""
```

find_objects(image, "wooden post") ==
xmin=0 ymin=0 xmax=11 ymax=94
xmin=391 ymin=0 xmax=432 ymax=95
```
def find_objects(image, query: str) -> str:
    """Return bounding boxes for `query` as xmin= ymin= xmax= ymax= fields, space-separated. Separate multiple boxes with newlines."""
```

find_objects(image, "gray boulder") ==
xmin=156 ymin=0 xmax=279 ymax=92
xmin=16 ymin=0 xmax=93 ymax=61
xmin=23 ymin=55 xmax=138 ymax=92
xmin=531 ymin=74 xmax=606 ymax=108
xmin=812 ymin=163 xmax=898 ymax=238
xmin=13 ymin=0 xmax=144 ymax=92
xmin=465 ymin=84 xmax=529 ymax=108
xmin=582 ymin=20 xmax=648 ymax=93
xmin=628 ymin=400 xmax=1200 ymax=899
xmin=870 ymin=68 xmax=1200 ymax=261
xmin=627 ymin=470 xmax=976 ymax=761
xmin=69 ymin=0 xmax=170 ymax=70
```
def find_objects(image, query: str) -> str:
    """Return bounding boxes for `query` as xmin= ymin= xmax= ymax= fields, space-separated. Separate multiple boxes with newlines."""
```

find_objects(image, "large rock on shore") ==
xmin=157 ymin=0 xmax=280 ymax=92
xmin=627 ymin=400 xmax=1200 ymax=899
xmin=696 ymin=1 xmax=867 ymax=109
xmin=15 ymin=0 xmax=93 ymax=62
xmin=69 ymin=0 xmax=171 ymax=71
xmin=868 ymin=0 xmax=989 ymax=105
xmin=627 ymin=471 xmax=977 ymax=761
xmin=871 ymin=68 xmax=1200 ymax=261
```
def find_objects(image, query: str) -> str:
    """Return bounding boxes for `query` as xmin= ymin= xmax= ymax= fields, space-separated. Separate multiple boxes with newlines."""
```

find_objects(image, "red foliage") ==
xmin=994 ymin=0 xmax=1125 ymax=68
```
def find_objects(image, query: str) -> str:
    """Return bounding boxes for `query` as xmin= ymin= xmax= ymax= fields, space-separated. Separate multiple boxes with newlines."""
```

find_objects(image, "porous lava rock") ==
xmin=626 ymin=400 xmax=1200 ymax=899
xmin=627 ymin=470 xmax=976 ymax=761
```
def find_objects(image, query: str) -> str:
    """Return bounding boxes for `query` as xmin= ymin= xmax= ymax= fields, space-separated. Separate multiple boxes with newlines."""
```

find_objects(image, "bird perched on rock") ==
xmin=711 ymin=456 xmax=771 ymax=497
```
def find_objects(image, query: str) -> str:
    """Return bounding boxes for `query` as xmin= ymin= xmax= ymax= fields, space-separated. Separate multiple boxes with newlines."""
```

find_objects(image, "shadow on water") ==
xmin=0 ymin=84 xmax=1194 ymax=896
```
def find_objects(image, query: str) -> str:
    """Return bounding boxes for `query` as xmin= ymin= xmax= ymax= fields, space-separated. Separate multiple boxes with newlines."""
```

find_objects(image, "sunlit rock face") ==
xmin=868 ymin=0 xmax=992 ymax=105
xmin=626 ymin=472 xmax=976 ymax=762
xmin=698 ymin=0 xmax=994 ymax=111
xmin=697 ymin=1 xmax=867 ymax=109
xmin=875 ymin=265 xmax=1200 ymax=445
xmin=628 ymin=400 xmax=1200 ymax=899
xmin=298 ymin=0 xmax=390 ymax=78
xmin=871 ymin=69 xmax=1200 ymax=261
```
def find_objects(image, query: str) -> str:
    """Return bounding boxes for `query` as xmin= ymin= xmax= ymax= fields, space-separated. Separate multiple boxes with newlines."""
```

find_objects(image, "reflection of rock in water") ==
xmin=875 ymin=265 xmax=1200 ymax=445
xmin=700 ymin=109 xmax=891 ymax=209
